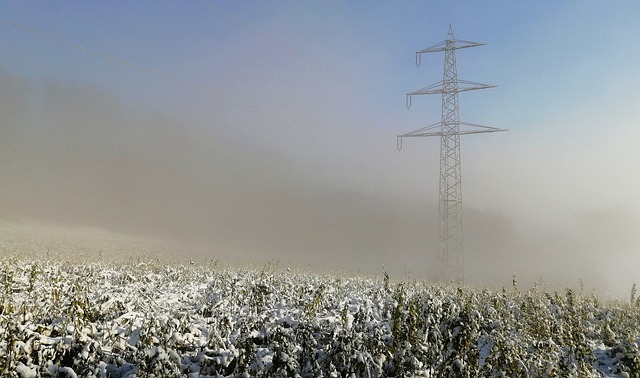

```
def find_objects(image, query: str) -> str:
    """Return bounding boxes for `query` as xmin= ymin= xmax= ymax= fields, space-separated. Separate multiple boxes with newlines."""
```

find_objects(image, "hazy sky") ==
xmin=1 ymin=1 xmax=639 ymax=297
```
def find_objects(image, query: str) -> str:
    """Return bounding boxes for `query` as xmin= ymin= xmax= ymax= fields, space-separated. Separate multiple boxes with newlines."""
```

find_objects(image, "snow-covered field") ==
xmin=1 ymin=252 xmax=639 ymax=378
xmin=0 ymin=221 xmax=638 ymax=377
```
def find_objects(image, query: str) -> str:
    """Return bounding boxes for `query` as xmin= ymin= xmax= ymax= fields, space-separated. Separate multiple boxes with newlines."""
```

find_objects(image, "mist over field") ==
xmin=0 ymin=1 xmax=639 ymax=303
xmin=1 ymin=69 xmax=638 ymax=298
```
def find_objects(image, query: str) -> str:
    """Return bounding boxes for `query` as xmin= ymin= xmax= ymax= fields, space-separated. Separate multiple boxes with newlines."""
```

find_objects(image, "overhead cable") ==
xmin=0 ymin=16 xmax=393 ymax=152
xmin=196 ymin=0 xmax=415 ymax=115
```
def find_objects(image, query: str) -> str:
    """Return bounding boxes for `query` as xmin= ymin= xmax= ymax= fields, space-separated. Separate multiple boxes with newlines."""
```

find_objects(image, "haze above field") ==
xmin=1 ymin=1 xmax=639 ymax=298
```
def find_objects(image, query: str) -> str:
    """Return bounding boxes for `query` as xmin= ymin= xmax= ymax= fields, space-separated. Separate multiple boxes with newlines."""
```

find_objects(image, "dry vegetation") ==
xmin=0 ymin=251 xmax=639 ymax=377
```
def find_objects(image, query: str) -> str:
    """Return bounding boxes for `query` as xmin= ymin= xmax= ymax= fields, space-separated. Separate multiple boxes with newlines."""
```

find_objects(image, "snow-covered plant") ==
xmin=1 ymin=255 xmax=640 ymax=377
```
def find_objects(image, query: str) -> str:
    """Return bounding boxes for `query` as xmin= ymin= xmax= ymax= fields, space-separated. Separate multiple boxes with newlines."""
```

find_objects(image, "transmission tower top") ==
xmin=414 ymin=25 xmax=485 ymax=65
xmin=397 ymin=25 xmax=506 ymax=282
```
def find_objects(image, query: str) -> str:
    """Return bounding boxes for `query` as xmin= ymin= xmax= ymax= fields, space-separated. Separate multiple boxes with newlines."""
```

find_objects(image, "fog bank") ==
xmin=0 ymin=70 xmax=638 ymax=298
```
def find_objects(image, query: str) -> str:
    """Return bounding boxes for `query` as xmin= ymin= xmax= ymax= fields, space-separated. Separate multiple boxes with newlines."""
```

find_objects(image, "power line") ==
xmin=322 ymin=0 xmax=400 ymax=61
xmin=196 ymin=0 xmax=417 ymax=116
xmin=0 ymin=16 xmax=393 ymax=151
xmin=196 ymin=0 xmax=349 ymax=82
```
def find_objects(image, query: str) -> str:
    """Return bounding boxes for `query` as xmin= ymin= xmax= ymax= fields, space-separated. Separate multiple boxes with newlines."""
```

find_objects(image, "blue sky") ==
xmin=1 ymin=1 xmax=639 ymax=295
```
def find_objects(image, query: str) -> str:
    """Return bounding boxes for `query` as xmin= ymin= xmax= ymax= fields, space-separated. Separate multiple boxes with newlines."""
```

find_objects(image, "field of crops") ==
xmin=1 ymin=254 xmax=639 ymax=377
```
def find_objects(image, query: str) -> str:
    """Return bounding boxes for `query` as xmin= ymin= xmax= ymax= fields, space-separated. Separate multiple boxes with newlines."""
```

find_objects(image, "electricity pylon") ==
xmin=397 ymin=25 xmax=506 ymax=282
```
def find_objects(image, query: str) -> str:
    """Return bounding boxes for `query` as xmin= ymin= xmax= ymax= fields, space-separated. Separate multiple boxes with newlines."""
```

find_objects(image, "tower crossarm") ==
xmin=417 ymin=39 xmax=485 ymax=54
xmin=406 ymin=80 xmax=496 ymax=108
xmin=397 ymin=122 xmax=507 ymax=151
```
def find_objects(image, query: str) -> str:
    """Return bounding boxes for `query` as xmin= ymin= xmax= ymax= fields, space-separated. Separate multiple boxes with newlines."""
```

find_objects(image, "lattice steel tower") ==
xmin=397 ymin=26 xmax=506 ymax=282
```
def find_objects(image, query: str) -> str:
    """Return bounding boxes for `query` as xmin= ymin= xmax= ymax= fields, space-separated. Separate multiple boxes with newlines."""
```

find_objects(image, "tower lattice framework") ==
xmin=397 ymin=26 xmax=506 ymax=282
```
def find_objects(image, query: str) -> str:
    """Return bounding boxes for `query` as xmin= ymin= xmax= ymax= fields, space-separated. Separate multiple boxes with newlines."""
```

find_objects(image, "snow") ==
xmin=0 ymin=256 xmax=638 ymax=376
xmin=15 ymin=362 xmax=36 ymax=378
